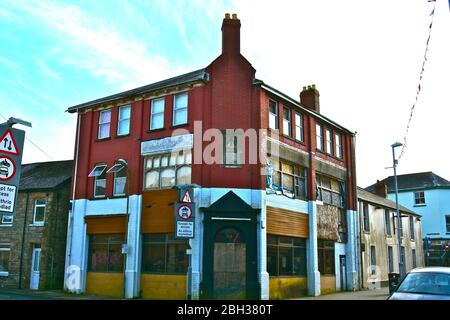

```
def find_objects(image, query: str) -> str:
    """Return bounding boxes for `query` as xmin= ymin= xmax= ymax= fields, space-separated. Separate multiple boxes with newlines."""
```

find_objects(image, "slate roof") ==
xmin=67 ymin=68 xmax=208 ymax=113
xmin=357 ymin=187 xmax=419 ymax=217
xmin=19 ymin=160 xmax=73 ymax=191
xmin=365 ymin=172 xmax=450 ymax=193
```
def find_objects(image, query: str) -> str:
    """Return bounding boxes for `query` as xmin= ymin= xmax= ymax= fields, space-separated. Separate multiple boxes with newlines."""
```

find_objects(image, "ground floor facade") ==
xmin=64 ymin=185 xmax=360 ymax=299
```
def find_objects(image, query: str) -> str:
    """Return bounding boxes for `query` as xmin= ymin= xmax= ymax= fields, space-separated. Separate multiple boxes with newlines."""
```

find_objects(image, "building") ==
xmin=357 ymin=187 xmax=424 ymax=288
xmin=0 ymin=160 xmax=72 ymax=290
xmin=366 ymin=172 xmax=450 ymax=266
xmin=64 ymin=14 xmax=358 ymax=300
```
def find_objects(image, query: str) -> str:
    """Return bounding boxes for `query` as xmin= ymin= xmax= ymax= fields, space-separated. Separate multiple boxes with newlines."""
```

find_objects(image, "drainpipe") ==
xmin=18 ymin=191 xmax=30 ymax=289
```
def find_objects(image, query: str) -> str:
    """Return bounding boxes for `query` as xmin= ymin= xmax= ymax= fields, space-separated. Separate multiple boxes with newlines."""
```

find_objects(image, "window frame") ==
xmin=268 ymin=100 xmax=279 ymax=130
xmin=222 ymin=130 xmax=242 ymax=168
xmin=267 ymin=235 xmax=307 ymax=277
xmin=92 ymin=163 xmax=107 ymax=198
xmin=316 ymin=123 xmax=324 ymax=151
xmin=335 ymin=133 xmax=343 ymax=159
xmin=98 ymin=109 xmax=112 ymax=140
xmin=412 ymin=249 xmax=417 ymax=269
xmin=363 ymin=202 xmax=370 ymax=232
xmin=446 ymin=215 xmax=450 ymax=233
xmin=111 ymin=161 xmax=127 ymax=196
xmin=269 ymin=158 xmax=307 ymax=199
xmin=87 ymin=234 xmax=125 ymax=273
xmin=370 ymin=245 xmax=376 ymax=275
xmin=409 ymin=216 xmax=415 ymax=240
xmin=32 ymin=199 xmax=46 ymax=226
xmin=387 ymin=246 xmax=394 ymax=273
xmin=316 ymin=174 xmax=343 ymax=207
xmin=414 ymin=191 xmax=426 ymax=205
xmin=282 ymin=107 xmax=292 ymax=137
xmin=117 ymin=104 xmax=131 ymax=136
xmin=318 ymin=240 xmax=335 ymax=275
xmin=385 ymin=209 xmax=392 ymax=236
xmin=325 ymin=128 xmax=333 ymax=155
xmin=172 ymin=92 xmax=188 ymax=126
xmin=295 ymin=112 xmax=304 ymax=142
xmin=0 ymin=244 xmax=11 ymax=275
xmin=150 ymin=97 xmax=165 ymax=130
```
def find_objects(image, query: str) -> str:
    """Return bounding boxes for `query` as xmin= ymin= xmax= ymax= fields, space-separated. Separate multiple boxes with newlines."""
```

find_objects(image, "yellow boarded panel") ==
xmin=267 ymin=206 xmax=309 ymax=238
xmin=86 ymin=272 xmax=124 ymax=298
xmin=320 ymin=275 xmax=336 ymax=295
xmin=85 ymin=215 xmax=127 ymax=234
xmin=269 ymin=277 xmax=307 ymax=300
xmin=141 ymin=189 xmax=178 ymax=233
xmin=140 ymin=274 xmax=187 ymax=300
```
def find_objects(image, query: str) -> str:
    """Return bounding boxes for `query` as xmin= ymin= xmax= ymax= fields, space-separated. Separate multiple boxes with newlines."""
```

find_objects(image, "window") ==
xmin=90 ymin=164 xmax=107 ymax=197
xmin=269 ymin=158 xmax=307 ymax=199
xmin=326 ymin=128 xmax=333 ymax=155
xmin=316 ymin=175 xmax=343 ymax=207
xmin=173 ymin=92 xmax=188 ymax=126
xmin=370 ymin=245 xmax=376 ymax=275
xmin=446 ymin=216 xmax=450 ymax=233
xmin=387 ymin=246 xmax=394 ymax=273
xmin=316 ymin=124 xmax=323 ymax=151
xmin=33 ymin=199 xmax=46 ymax=225
xmin=88 ymin=234 xmax=125 ymax=272
xmin=385 ymin=209 xmax=392 ymax=236
xmin=414 ymin=191 xmax=425 ymax=205
xmin=141 ymin=233 xmax=188 ymax=274
xmin=318 ymin=240 xmax=335 ymax=275
xmin=223 ymin=131 xmax=242 ymax=167
xmin=0 ymin=244 xmax=10 ymax=275
xmin=335 ymin=133 xmax=342 ymax=158
xmin=363 ymin=202 xmax=370 ymax=232
xmin=409 ymin=216 xmax=415 ymax=240
xmin=295 ymin=113 xmax=304 ymax=142
xmin=282 ymin=108 xmax=291 ymax=136
xmin=1 ymin=215 xmax=13 ymax=225
xmin=267 ymin=235 xmax=306 ymax=276
xmin=150 ymin=98 xmax=165 ymax=130
xmin=144 ymin=151 xmax=191 ymax=189
xmin=117 ymin=105 xmax=131 ymax=136
xmin=269 ymin=100 xmax=279 ymax=130
xmin=110 ymin=161 xmax=127 ymax=196
xmin=412 ymin=249 xmax=417 ymax=269
xmin=98 ymin=109 xmax=111 ymax=139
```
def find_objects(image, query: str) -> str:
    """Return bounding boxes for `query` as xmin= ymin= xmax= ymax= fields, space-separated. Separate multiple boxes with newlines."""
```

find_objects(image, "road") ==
xmin=293 ymin=287 xmax=390 ymax=300
xmin=0 ymin=288 xmax=113 ymax=300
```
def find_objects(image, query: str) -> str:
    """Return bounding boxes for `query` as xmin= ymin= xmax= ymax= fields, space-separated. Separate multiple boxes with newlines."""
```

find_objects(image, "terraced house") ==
xmin=64 ymin=14 xmax=358 ymax=299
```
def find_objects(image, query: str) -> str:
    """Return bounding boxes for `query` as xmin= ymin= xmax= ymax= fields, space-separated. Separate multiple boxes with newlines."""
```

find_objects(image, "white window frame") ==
xmin=282 ymin=107 xmax=291 ymax=136
xmin=32 ymin=199 xmax=46 ymax=226
xmin=0 ymin=245 xmax=11 ymax=276
xmin=150 ymin=98 xmax=165 ymax=130
xmin=173 ymin=92 xmax=188 ymax=126
xmin=295 ymin=112 xmax=304 ymax=142
xmin=90 ymin=164 xmax=107 ymax=198
xmin=326 ymin=128 xmax=333 ymax=155
xmin=107 ymin=161 xmax=127 ymax=196
xmin=117 ymin=105 xmax=131 ymax=136
xmin=316 ymin=124 xmax=323 ymax=151
xmin=335 ymin=133 xmax=342 ymax=158
xmin=98 ymin=109 xmax=112 ymax=139
xmin=1 ymin=215 xmax=13 ymax=225
xmin=269 ymin=100 xmax=279 ymax=130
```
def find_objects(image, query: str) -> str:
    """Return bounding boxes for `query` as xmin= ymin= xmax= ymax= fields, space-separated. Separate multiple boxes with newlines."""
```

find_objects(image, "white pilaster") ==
xmin=307 ymin=200 xmax=321 ymax=296
xmin=125 ymin=195 xmax=142 ymax=298
xmin=346 ymin=209 xmax=359 ymax=291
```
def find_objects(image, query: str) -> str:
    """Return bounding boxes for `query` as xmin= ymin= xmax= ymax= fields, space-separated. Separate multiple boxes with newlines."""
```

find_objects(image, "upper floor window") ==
xmin=409 ymin=216 xmax=415 ymax=240
xmin=335 ymin=133 xmax=343 ymax=159
xmin=173 ymin=92 xmax=188 ymax=126
xmin=222 ymin=131 xmax=242 ymax=167
xmin=316 ymin=175 xmax=343 ymax=207
xmin=269 ymin=100 xmax=279 ymax=130
xmin=269 ymin=158 xmax=307 ymax=199
xmin=316 ymin=124 xmax=324 ymax=151
xmin=117 ymin=105 xmax=131 ymax=136
xmin=282 ymin=108 xmax=291 ymax=136
xmin=98 ymin=109 xmax=111 ymax=139
xmin=326 ymin=128 xmax=333 ymax=155
xmin=385 ymin=209 xmax=392 ymax=236
xmin=106 ymin=161 xmax=127 ymax=196
xmin=414 ymin=191 xmax=425 ymax=205
xmin=144 ymin=151 xmax=192 ymax=189
xmin=89 ymin=163 xmax=107 ymax=197
xmin=33 ymin=199 xmax=46 ymax=226
xmin=363 ymin=202 xmax=370 ymax=232
xmin=150 ymin=98 xmax=165 ymax=130
xmin=446 ymin=215 xmax=450 ymax=233
xmin=295 ymin=113 xmax=304 ymax=142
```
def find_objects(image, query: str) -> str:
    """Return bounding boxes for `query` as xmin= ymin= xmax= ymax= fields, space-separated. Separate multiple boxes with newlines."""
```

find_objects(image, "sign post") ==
xmin=174 ymin=187 xmax=195 ymax=239
xmin=0 ymin=122 xmax=26 ymax=218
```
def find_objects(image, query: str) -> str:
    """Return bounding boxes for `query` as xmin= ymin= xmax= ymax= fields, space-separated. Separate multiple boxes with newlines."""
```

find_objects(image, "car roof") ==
xmin=410 ymin=267 xmax=450 ymax=274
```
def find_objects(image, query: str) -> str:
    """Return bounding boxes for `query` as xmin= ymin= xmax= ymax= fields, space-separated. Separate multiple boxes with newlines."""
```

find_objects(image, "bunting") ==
xmin=398 ymin=1 xmax=437 ymax=160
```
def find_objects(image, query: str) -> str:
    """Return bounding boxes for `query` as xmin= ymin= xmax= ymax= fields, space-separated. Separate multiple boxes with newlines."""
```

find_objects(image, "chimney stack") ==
xmin=300 ymin=84 xmax=320 ymax=113
xmin=222 ymin=13 xmax=241 ymax=56
xmin=374 ymin=180 xmax=388 ymax=198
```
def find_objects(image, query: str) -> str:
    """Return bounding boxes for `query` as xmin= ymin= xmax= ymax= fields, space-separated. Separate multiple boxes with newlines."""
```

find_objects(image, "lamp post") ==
xmin=391 ymin=142 xmax=404 ymax=279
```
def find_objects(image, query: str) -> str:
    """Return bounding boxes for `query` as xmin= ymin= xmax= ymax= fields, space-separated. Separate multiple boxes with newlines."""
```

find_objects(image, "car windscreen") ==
xmin=397 ymin=272 xmax=450 ymax=295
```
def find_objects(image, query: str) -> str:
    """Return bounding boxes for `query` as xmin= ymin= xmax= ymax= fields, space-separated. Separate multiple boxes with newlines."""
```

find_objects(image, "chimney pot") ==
xmin=232 ymin=13 xmax=238 ymax=19
xmin=225 ymin=13 xmax=231 ymax=19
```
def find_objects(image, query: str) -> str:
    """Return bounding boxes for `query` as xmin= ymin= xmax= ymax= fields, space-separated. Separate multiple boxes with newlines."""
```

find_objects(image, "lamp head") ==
xmin=391 ymin=142 xmax=403 ymax=148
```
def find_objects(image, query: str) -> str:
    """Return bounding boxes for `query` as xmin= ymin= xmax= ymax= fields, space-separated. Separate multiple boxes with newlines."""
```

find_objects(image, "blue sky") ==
xmin=0 ymin=0 xmax=449 ymax=187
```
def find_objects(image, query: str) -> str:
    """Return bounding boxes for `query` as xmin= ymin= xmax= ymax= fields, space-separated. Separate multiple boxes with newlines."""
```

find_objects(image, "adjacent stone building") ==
xmin=0 ymin=160 xmax=72 ymax=289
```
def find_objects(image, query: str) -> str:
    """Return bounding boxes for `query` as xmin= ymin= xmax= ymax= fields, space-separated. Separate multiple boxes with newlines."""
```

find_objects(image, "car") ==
xmin=388 ymin=267 xmax=450 ymax=300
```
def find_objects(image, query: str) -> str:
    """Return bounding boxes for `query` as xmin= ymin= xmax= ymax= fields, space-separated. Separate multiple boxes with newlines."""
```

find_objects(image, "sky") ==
xmin=0 ymin=0 xmax=449 ymax=188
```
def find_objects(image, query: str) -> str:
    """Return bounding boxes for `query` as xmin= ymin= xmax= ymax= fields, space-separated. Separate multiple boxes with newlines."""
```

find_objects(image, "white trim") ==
xmin=172 ymin=91 xmax=188 ymax=126
xmin=267 ymin=136 xmax=310 ymax=157
xmin=32 ymin=199 xmax=46 ymax=225
xmin=314 ymin=155 xmax=347 ymax=172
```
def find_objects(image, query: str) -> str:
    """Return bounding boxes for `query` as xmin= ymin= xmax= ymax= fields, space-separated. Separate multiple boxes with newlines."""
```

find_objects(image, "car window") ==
xmin=397 ymin=272 xmax=450 ymax=295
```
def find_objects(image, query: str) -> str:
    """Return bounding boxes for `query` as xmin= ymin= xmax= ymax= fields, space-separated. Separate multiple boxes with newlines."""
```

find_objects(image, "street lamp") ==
xmin=391 ymin=142 xmax=405 ymax=279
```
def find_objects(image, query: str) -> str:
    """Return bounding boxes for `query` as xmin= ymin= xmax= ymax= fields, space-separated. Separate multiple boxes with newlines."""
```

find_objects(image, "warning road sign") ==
xmin=0 ymin=156 xmax=16 ymax=181
xmin=0 ymin=129 xmax=19 ymax=156
xmin=181 ymin=189 xmax=193 ymax=203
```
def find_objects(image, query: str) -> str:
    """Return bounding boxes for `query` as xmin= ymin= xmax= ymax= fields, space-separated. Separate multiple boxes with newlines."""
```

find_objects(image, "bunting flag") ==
xmin=399 ymin=1 xmax=437 ymax=159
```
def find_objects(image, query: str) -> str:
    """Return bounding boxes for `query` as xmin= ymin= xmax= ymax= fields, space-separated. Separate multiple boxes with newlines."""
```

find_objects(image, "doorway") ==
xmin=30 ymin=246 xmax=41 ymax=290
xmin=339 ymin=255 xmax=347 ymax=291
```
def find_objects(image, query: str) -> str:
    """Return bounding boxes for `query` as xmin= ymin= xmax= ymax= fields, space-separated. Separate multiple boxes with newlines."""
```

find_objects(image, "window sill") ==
xmin=0 ymin=224 xmax=12 ymax=228
xmin=29 ymin=223 xmax=45 ymax=227
xmin=95 ymin=137 xmax=111 ymax=142
xmin=0 ymin=272 xmax=9 ymax=277
xmin=112 ymin=194 xmax=127 ymax=199
xmin=171 ymin=123 xmax=189 ymax=129
xmin=147 ymin=128 xmax=166 ymax=133
xmin=221 ymin=165 xmax=243 ymax=169
xmin=315 ymin=149 xmax=344 ymax=162
xmin=115 ymin=134 xmax=130 ymax=139
xmin=413 ymin=204 xmax=426 ymax=207
xmin=90 ymin=196 xmax=107 ymax=201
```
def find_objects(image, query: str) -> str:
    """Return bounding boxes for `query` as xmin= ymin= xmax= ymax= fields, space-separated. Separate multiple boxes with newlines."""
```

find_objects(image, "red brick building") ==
xmin=64 ymin=14 xmax=358 ymax=299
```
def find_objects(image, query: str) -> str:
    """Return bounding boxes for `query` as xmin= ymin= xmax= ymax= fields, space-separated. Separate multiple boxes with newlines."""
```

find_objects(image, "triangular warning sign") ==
xmin=181 ymin=189 xmax=192 ymax=203
xmin=0 ymin=129 xmax=19 ymax=156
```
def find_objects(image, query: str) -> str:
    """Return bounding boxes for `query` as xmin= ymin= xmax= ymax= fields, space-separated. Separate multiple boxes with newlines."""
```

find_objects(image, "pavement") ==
xmin=293 ymin=287 xmax=390 ymax=300
xmin=0 ymin=287 xmax=117 ymax=300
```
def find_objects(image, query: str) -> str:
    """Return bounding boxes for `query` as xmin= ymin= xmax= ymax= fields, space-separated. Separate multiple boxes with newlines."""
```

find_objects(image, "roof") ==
xmin=19 ymin=160 xmax=73 ymax=191
xmin=365 ymin=172 xmax=450 ymax=193
xmin=67 ymin=68 xmax=208 ymax=113
xmin=357 ymin=187 xmax=419 ymax=216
